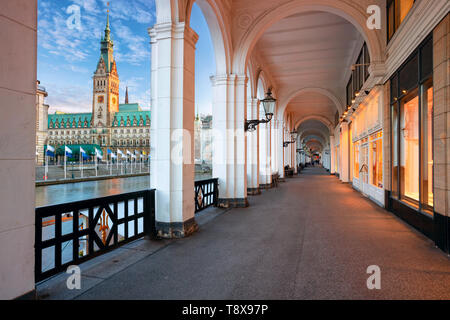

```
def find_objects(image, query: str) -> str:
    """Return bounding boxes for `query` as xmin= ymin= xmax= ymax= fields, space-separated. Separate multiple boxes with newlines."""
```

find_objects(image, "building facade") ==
xmin=36 ymin=81 xmax=49 ymax=165
xmin=40 ymin=14 xmax=150 ymax=161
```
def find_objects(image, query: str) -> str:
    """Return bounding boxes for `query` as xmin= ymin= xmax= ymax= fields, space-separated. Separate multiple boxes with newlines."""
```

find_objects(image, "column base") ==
xmin=217 ymin=198 xmax=249 ymax=208
xmin=434 ymin=212 xmax=449 ymax=254
xmin=259 ymin=183 xmax=273 ymax=189
xmin=15 ymin=289 xmax=36 ymax=300
xmin=247 ymin=187 xmax=261 ymax=195
xmin=155 ymin=218 xmax=198 ymax=239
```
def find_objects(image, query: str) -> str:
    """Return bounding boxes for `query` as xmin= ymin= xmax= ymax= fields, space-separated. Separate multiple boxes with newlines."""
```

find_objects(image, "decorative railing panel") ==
xmin=194 ymin=178 xmax=218 ymax=213
xmin=35 ymin=189 xmax=155 ymax=282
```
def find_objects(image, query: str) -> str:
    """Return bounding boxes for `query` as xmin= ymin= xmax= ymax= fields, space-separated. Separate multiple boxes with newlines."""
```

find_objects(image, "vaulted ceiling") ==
xmin=254 ymin=11 xmax=361 ymax=149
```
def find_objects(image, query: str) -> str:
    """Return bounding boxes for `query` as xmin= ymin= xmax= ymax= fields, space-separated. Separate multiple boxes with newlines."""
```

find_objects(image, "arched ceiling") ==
xmin=255 ymin=11 xmax=360 ymax=95
xmin=296 ymin=119 xmax=330 ymax=151
xmin=287 ymin=92 xmax=336 ymax=123
xmin=253 ymin=10 xmax=361 ymax=129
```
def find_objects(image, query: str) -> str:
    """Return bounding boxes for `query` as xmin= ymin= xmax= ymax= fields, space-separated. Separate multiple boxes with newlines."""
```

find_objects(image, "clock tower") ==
xmin=92 ymin=10 xmax=119 ymax=129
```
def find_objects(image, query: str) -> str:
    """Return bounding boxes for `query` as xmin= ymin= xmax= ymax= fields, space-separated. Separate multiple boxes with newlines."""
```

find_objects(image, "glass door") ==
xmin=361 ymin=142 xmax=369 ymax=196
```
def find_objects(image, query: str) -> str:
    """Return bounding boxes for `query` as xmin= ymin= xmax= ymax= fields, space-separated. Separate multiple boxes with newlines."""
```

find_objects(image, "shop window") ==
xmin=421 ymin=79 xmax=433 ymax=211
xmin=400 ymin=89 xmax=419 ymax=205
xmin=370 ymin=132 xmax=383 ymax=189
xmin=354 ymin=142 xmax=360 ymax=179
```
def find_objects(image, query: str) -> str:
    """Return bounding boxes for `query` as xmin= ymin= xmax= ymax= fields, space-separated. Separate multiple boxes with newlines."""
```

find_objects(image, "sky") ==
xmin=37 ymin=0 xmax=216 ymax=116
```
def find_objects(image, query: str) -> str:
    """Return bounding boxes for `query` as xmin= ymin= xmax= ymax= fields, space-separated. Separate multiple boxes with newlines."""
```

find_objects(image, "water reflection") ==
xmin=36 ymin=173 xmax=213 ymax=207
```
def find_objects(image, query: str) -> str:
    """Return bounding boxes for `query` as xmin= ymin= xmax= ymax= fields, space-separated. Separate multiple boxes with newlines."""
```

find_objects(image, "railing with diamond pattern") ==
xmin=194 ymin=178 xmax=218 ymax=213
xmin=35 ymin=189 xmax=155 ymax=282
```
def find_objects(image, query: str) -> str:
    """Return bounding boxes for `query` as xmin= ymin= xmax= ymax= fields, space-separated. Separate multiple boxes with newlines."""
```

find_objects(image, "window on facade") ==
xmin=371 ymin=132 xmax=383 ymax=189
xmin=354 ymin=141 xmax=360 ymax=179
xmin=390 ymin=35 xmax=433 ymax=213
xmin=346 ymin=43 xmax=370 ymax=106
xmin=400 ymin=89 xmax=419 ymax=204
xmin=387 ymin=0 xmax=415 ymax=42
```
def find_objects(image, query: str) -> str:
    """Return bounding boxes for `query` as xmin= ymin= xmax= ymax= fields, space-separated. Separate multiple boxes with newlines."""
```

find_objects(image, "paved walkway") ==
xmin=40 ymin=167 xmax=450 ymax=299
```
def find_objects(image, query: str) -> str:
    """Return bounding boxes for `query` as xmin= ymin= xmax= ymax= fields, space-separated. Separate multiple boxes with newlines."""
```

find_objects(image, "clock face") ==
xmin=98 ymin=96 xmax=104 ymax=103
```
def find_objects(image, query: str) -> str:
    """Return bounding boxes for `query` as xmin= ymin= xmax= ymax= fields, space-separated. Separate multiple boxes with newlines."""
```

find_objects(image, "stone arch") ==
xmin=294 ymin=115 xmax=334 ymax=132
xmin=184 ymin=0 xmax=233 ymax=75
xmin=256 ymin=70 xmax=269 ymax=100
xmin=232 ymin=0 xmax=384 ymax=75
xmin=299 ymin=130 xmax=328 ymax=145
xmin=278 ymin=87 xmax=344 ymax=120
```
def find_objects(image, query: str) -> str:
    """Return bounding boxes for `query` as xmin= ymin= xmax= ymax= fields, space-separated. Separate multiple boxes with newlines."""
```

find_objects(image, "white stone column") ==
xmin=212 ymin=74 xmax=248 ymax=207
xmin=340 ymin=122 xmax=350 ymax=182
xmin=276 ymin=120 xmax=285 ymax=179
xmin=0 ymin=0 xmax=37 ymax=299
xmin=291 ymin=139 xmax=296 ymax=173
xmin=259 ymin=108 xmax=272 ymax=188
xmin=149 ymin=22 xmax=199 ymax=238
xmin=330 ymin=135 xmax=336 ymax=174
xmin=271 ymin=118 xmax=278 ymax=175
xmin=247 ymin=98 xmax=260 ymax=195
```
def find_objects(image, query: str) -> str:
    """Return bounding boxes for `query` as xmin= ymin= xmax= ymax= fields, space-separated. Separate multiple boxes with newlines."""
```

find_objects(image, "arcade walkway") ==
xmin=39 ymin=168 xmax=450 ymax=300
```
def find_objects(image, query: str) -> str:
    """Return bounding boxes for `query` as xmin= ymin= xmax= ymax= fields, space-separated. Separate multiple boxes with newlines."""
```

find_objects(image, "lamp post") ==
xmin=245 ymin=88 xmax=276 ymax=132
xmin=283 ymin=131 xmax=298 ymax=147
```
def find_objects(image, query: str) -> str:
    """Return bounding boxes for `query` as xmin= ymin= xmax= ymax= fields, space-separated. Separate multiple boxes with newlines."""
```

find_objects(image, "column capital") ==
xmin=148 ymin=22 xmax=198 ymax=47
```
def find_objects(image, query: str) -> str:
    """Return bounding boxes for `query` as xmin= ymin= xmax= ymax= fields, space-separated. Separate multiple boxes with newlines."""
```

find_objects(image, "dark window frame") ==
xmin=387 ymin=0 xmax=416 ymax=43
xmin=389 ymin=34 xmax=433 ymax=215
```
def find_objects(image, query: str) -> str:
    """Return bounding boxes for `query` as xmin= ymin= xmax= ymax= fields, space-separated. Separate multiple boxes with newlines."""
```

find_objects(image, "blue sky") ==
xmin=38 ymin=0 xmax=215 ymax=116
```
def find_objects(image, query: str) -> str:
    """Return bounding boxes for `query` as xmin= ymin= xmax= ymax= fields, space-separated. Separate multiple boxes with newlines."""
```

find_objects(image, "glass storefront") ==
xmin=354 ymin=141 xmax=360 ymax=179
xmin=370 ymin=132 xmax=383 ymax=189
xmin=390 ymin=35 xmax=433 ymax=214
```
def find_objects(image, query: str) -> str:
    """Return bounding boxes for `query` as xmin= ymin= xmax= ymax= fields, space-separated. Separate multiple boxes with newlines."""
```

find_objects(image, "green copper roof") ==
xmin=48 ymin=113 xmax=92 ymax=128
xmin=100 ymin=12 xmax=114 ymax=72
xmin=113 ymin=110 xmax=151 ymax=127
xmin=119 ymin=103 xmax=141 ymax=112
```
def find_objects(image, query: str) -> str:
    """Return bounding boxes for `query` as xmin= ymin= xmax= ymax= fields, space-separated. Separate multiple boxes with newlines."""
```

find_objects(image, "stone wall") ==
xmin=0 ymin=0 xmax=37 ymax=299
xmin=433 ymin=14 xmax=449 ymax=219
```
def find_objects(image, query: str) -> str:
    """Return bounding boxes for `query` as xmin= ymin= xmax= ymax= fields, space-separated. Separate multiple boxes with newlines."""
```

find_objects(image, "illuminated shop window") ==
xmin=400 ymin=90 xmax=419 ymax=204
xmin=390 ymin=35 xmax=433 ymax=214
xmin=370 ymin=132 xmax=383 ymax=189
xmin=354 ymin=141 xmax=360 ymax=179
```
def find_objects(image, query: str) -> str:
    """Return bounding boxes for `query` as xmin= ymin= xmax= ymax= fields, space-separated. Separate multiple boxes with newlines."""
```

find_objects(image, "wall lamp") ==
xmin=245 ymin=88 xmax=276 ymax=132
xmin=283 ymin=131 xmax=298 ymax=148
xmin=350 ymin=63 xmax=370 ymax=71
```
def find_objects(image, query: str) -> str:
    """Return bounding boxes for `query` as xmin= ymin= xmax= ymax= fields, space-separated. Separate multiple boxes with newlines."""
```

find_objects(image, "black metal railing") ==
xmin=35 ymin=189 xmax=155 ymax=282
xmin=194 ymin=178 xmax=218 ymax=213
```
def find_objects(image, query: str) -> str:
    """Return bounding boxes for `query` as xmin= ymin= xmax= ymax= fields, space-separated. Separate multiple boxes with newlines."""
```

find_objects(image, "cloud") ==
xmin=113 ymin=23 xmax=150 ymax=65
xmin=46 ymin=82 xmax=93 ymax=114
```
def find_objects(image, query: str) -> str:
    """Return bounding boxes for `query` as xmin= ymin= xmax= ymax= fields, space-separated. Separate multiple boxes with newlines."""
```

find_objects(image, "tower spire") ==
xmin=104 ymin=2 xmax=111 ymax=41
xmin=125 ymin=86 xmax=129 ymax=104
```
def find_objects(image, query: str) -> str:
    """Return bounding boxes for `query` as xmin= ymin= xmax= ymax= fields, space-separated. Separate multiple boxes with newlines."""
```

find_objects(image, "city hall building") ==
xmin=35 ymin=14 xmax=151 ymax=164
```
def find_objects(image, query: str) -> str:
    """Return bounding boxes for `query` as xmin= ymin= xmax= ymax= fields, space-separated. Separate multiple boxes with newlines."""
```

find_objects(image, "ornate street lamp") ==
xmin=283 ymin=131 xmax=298 ymax=147
xmin=245 ymin=88 xmax=276 ymax=132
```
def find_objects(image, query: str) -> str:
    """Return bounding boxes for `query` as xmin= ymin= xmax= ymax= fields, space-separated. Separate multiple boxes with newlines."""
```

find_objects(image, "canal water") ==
xmin=36 ymin=173 xmax=212 ymax=207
